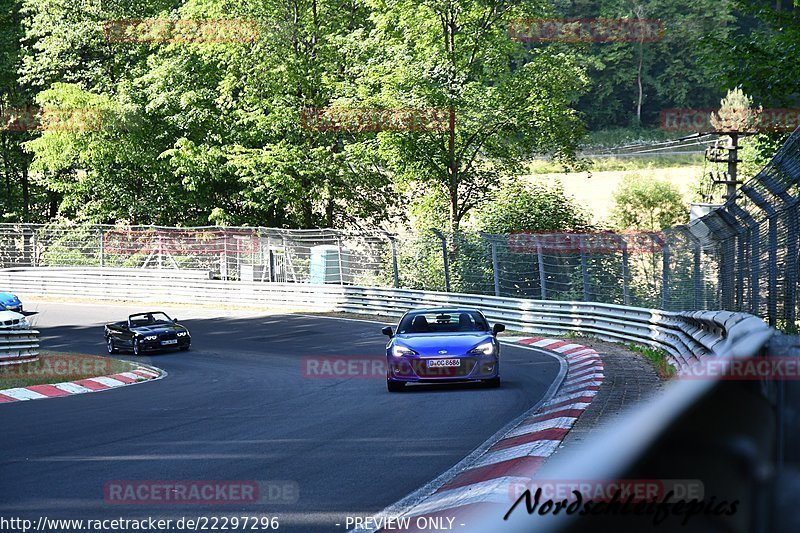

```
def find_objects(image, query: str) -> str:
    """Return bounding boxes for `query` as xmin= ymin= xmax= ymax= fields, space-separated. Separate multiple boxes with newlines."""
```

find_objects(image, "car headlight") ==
xmin=469 ymin=341 xmax=495 ymax=356
xmin=392 ymin=344 xmax=418 ymax=357
xmin=176 ymin=331 xmax=188 ymax=337
xmin=144 ymin=335 xmax=158 ymax=341
xmin=18 ymin=318 xmax=29 ymax=328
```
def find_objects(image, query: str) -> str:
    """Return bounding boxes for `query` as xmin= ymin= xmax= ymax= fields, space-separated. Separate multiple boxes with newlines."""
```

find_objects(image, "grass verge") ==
xmin=626 ymin=343 xmax=677 ymax=379
xmin=0 ymin=351 xmax=137 ymax=389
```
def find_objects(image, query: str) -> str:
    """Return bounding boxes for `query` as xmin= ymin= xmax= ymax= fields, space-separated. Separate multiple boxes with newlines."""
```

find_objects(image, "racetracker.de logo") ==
xmin=508 ymin=18 xmax=663 ymax=43
xmin=0 ymin=355 xmax=113 ymax=381
xmin=678 ymin=356 xmax=800 ymax=381
xmin=104 ymin=480 xmax=299 ymax=505
xmin=1 ymin=107 xmax=104 ymax=133
xmin=103 ymin=19 xmax=260 ymax=44
xmin=507 ymin=479 xmax=704 ymax=504
xmin=660 ymin=108 xmax=800 ymax=132
xmin=302 ymin=356 xmax=387 ymax=379
xmin=300 ymin=107 xmax=450 ymax=133
xmin=507 ymin=231 xmax=666 ymax=255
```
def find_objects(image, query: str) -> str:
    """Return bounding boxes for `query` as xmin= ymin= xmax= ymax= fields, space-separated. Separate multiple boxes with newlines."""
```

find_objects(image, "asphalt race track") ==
xmin=0 ymin=302 xmax=560 ymax=532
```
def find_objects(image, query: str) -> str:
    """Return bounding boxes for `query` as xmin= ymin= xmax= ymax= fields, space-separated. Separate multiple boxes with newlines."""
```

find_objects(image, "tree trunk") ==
xmin=635 ymin=5 xmax=645 ymax=126
xmin=448 ymin=106 xmax=457 ymax=233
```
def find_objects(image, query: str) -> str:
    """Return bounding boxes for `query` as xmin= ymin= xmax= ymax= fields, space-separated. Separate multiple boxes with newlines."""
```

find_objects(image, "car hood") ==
xmin=394 ymin=332 xmax=493 ymax=355
xmin=131 ymin=324 xmax=186 ymax=335
xmin=0 ymin=292 xmax=21 ymax=306
xmin=0 ymin=310 xmax=28 ymax=329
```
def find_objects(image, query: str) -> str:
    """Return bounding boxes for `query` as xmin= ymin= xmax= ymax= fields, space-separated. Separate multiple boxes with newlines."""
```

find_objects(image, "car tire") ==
xmin=133 ymin=339 xmax=141 ymax=356
xmin=387 ymin=379 xmax=405 ymax=393
xmin=484 ymin=377 xmax=501 ymax=388
xmin=106 ymin=337 xmax=117 ymax=354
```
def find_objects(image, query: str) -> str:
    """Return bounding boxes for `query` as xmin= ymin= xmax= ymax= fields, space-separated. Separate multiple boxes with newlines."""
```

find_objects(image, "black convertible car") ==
xmin=104 ymin=311 xmax=191 ymax=355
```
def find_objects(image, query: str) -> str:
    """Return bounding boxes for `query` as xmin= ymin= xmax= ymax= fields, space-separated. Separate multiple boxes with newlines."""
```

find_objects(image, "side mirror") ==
xmin=492 ymin=323 xmax=505 ymax=336
xmin=381 ymin=326 xmax=394 ymax=337
xmin=173 ymin=318 xmax=179 ymax=323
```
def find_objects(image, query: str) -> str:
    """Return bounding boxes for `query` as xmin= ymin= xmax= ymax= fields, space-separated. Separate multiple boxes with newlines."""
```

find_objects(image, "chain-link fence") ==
xmin=1 ymin=128 xmax=798 ymax=327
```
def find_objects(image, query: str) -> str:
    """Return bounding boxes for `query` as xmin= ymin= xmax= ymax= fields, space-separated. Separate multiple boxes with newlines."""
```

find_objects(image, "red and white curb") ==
xmin=0 ymin=364 xmax=164 ymax=404
xmin=365 ymin=337 xmax=604 ymax=532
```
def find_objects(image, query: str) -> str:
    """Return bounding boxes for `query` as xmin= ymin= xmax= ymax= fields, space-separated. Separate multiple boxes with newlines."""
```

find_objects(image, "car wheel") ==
xmin=387 ymin=379 xmax=405 ymax=393
xmin=133 ymin=339 xmax=141 ymax=356
xmin=106 ymin=337 xmax=117 ymax=354
xmin=484 ymin=377 xmax=501 ymax=388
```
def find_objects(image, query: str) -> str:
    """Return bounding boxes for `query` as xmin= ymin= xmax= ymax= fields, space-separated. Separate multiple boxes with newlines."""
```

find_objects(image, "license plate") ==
xmin=428 ymin=358 xmax=461 ymax=368
xmin=161 ymin=339 xmax=178 ymax=345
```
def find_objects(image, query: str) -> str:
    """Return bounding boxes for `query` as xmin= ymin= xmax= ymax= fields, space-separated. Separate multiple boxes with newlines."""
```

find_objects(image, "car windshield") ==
xmin=397 ymin=310 xmax=488 ymax=334
xmin=129 ymin=312 xmax=173 ymax=327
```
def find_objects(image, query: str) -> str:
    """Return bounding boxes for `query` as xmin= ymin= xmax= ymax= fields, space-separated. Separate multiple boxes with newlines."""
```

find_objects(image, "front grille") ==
xmin=413 ymin=357 xmax=476 ymax=378
xmin=2 ymin=319 xmax=19 ymax=327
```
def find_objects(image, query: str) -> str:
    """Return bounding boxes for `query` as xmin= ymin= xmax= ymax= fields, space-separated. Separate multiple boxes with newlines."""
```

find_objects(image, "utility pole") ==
xmin=705 ymin=132 xmax=743 ymax=203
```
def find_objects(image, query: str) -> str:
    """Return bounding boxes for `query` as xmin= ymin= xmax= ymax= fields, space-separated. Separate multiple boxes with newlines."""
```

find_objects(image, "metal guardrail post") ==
xmin=719 ymin=207 xmax=747 ymax=312
xmin=430 ymin=229 xmax=451 ymax=293
xmin=479 ymin=232 xmax=501 ymax=297
xmin=381 ymin=231 xmax=400 ymax=288
xmin=99 ymin=228 xmax=105 ymax=267
xmin=768 ymin=216 xmax=779 ymax=327
xmin=662 ymin=241 xmax=670 ymax=310
xmin=336 ymin=236 xmax=344 ymax=285
xmin=702 ymin=208 xmax=738 ymax=311
xmin=490 ymin=241 xmax=500 ymax=297
xmin=731 ymin=202 xmax=762 ymax=315
xmin=650 ymin=233 xmax=669 ymax=310
xmin=742 ymin=185 xmax=779 ymax=326
xmin=26 ymin=226 xmax=37 ymax=267
xmin=391 ymin=239 xmax=400 ymax=288
xmin=693 ymin=240 xmax=702 ymax=309
xmin=674 ymin=226 xmax=704 ymax=311
xmin=751 ymin=229 xmax=761 ymax=314
xmin=736 ymin=232 xmax=746 ymax=309
xmin=579 ymin=235 xmax=590 ymax=301
xmin=614 ymin=234 xmax=630 ymax=306
xmin=534 ymin=236 xmax=547 ymax=300
xmin=786 ymin=210 xmax=798 ymax=331
xmin=722 ymin=238 xmax=735 ymax=311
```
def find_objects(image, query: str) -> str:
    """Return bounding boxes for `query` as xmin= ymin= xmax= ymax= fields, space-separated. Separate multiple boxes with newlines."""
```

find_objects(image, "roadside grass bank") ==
xmin=0 ymin=351 xmax=137 ymax=389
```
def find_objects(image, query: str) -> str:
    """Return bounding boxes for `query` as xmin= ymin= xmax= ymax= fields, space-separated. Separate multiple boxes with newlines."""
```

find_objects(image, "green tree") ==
xmin=710 ymin=87 xmax=762 ymax=133
xmin=19 ymin=0 xmax=397 ymax=227
xmin=611 ymin=175 xmax=686 ymax=231
xmin=703 ymin=1 xmax=800 ymax=109
xmin=477 ymin=181 xmax=592 ymax=234
xmin=562 ymin=0 xmax=736 ymax=129
xmin=361 ymin=0 xmax=589 ymax=233
xmin=1 ymin=0 xmax=41 ymax=221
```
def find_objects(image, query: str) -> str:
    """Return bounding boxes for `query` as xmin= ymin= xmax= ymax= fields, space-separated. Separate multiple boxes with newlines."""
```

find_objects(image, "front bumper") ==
xmin=139 ymin=338 xmax=191 ymax=352
xmin=387 ymin=355 xmax=499 ymax=383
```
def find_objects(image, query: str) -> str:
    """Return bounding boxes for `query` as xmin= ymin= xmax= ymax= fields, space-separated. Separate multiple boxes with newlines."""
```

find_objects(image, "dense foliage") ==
xmin=611 ymin=175 xmax=686 ymax=231
xmin=1 ymin=0 xmax=797 ymax=229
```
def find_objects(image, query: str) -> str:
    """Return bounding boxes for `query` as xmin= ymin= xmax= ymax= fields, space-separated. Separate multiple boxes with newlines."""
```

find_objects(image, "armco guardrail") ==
xmin=0 ymin=267 xmax=767 ymax=371
xmin=3 ymin=267 xmax=791 ymax=531
xmin=487 ymin=308 xmax=783 ymax=533
xmin=0 ymin=329 xmax=40 ymax=365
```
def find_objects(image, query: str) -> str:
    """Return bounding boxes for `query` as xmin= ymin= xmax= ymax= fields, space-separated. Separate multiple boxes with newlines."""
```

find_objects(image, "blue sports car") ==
xmin=0 ymin=292 xmax=23 ymax=313
xmin=382 ymin=308 xmax=505 ymax=392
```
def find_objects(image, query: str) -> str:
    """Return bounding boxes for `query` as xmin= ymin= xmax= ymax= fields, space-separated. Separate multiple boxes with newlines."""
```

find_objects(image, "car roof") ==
xmin=403 ymin=307 xmax=483 ymax=314
xmin=128 ymin=311 xmax=170 ymax=318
